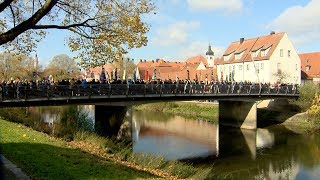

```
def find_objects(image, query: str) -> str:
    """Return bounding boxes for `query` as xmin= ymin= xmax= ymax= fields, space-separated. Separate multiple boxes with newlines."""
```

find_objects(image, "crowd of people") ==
xmin=0 ymin=77 xmax=298 ymax=100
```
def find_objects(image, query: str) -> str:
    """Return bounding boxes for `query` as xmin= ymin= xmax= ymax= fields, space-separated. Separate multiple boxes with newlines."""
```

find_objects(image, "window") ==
xmin=295 ymin=64 xmax=297 ymax=71
xmin=288 ymin=50 xmax=291 ymax=57
xmin=251 ymin=51 xmax=255 ymax=58
xmin=251 ymin=50 xmax=259 ymax=58
xmin=261 ymin=63 xmax=264 ymax=70
xmin=280 ymin=49 xmax=283 ymax=57
xmin=239 ymin=65 xmax=243 ymax=71
xmin=261 ymin=50 xmax=265 ymax=57
xmin=247 ymin=64 xmax=250 ymax=70
xmin=277 ymin=63 xmax=281 ymax=73
xmin=306 ymin=65 xmax=310 ymax=72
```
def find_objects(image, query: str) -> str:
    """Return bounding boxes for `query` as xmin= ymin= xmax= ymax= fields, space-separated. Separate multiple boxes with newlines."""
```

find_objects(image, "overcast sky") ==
xmin=35 ymin=0 xmax=320 ymax=65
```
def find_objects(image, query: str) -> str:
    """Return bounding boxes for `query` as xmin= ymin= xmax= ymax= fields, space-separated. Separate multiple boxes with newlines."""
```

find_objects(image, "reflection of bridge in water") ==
xmin=132 ymin=112 xmax=275 ymax=160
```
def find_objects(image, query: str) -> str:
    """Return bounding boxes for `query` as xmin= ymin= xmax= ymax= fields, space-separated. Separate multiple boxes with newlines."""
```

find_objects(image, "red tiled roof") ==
xmin=217 ymin=32 xmax=285 ymax=65
xmin=185 ymin=55 xmax=208 ymax=66
xmin=299 ymin=52 xmax=320 ymax=79
xmin=136 ymin=57 xmax=217 ymax=81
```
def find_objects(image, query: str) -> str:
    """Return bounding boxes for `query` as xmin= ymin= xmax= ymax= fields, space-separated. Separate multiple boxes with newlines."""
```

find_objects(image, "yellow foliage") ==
xmin=307 ymin=93 xmax=320 ymax=115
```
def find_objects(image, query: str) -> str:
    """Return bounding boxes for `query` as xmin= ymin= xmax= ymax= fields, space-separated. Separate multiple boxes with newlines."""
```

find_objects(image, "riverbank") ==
xmin=0 ymin=119 xmax=161 ymax=179
xmin=0 ymin=118 xmax=203 ymax=179
xmin=279 ymin=112 xmax=320 ymax=134
xmin=134 ymin=101 xmax=218 ymax=122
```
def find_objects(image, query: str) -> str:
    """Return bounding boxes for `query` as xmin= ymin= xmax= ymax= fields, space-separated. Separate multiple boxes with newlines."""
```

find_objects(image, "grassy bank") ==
xmin=0 ymin=119 xmax=200 ymax=179
xmin=134 ymin=101 xmax=218 ymax=122
xmin=0 ymin=119 xmax=157 ymax=179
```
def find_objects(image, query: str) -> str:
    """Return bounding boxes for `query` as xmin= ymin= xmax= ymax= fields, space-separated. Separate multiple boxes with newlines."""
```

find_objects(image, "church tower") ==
xmin=206 ymin=44 xmax=215 ymax=67
xmin=34 ymin=53 xmax=39 ymax=70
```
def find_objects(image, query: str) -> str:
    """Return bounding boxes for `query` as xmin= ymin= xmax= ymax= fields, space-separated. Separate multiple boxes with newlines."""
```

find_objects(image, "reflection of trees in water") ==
xmin=53 ymin=106 xmax=93 ymax=141
xmin=133 ymin=109 xmax=175 ymax=123
xmin=0 ymin=106 xmax=93 ymax=141
xmin=201 ymin=127 xmax=320 ymax=179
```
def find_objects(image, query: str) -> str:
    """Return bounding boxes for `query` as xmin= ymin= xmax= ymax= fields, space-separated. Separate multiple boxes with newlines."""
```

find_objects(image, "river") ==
xmin=6 ymin=105 xmax=320 ymax=179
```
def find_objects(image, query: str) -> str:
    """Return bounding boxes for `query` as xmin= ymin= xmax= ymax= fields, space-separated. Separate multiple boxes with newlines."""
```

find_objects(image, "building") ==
xmin=216 ymin=32 xmax=301 ymax=85
xmin=299 ymin=52 xmax=320 ymax=84
xmin=136 ymin=45 xmax=218 ymax=82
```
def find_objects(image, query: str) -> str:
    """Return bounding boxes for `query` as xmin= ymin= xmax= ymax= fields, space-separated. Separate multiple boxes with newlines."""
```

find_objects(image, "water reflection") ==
xmin=5 ymin=105 xmax=320 ymax=179
xmin=131 ymin=110 xmax=320 ymax=179
xmin=132 ymin=110 xmax=278 ymax=161
xmin=132 ymin=110 xmax=219 ymax=160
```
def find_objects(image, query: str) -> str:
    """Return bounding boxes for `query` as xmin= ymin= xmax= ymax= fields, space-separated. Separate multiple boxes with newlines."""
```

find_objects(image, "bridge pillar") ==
xmin=95 ymin=105 xmax=129 ymax=137
xmin=219 ymin=101 xmax=257 ymax=129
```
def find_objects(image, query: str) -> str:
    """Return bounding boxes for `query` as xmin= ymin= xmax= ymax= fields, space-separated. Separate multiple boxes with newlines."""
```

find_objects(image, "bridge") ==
xmin=0 ymin=83 xmax=299 ymax=129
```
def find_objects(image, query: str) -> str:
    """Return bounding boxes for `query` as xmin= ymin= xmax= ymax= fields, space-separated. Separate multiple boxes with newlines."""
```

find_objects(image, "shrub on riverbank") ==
xmin=291 ymin=82 xmax=320 ymax=111
xmin=135 ymin=101 xmax=218 ymax=122
xmin=306 ymin=93 xmax=320 ymax=126
xmin=285 ymin=83 xmax=320 ymax=130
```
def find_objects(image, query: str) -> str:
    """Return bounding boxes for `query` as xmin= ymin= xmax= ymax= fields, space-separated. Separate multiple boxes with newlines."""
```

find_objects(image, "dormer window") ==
xmin=251 ymin=51 xmax=256 ymax=58
xmin=261 ymin=45 xmax=271 ymax=57
xmin=251 ymin=49 xmax=260 ymax=58
xmin=235 ymin=51 xmax=245 ymax=60
xmin=306 ymin=65 xmax=311 ymax=72
xmin=223 ymin=53 xmax=233 ymax=61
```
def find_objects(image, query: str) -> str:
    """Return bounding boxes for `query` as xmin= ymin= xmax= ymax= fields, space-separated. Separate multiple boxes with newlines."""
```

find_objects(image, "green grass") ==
xmin=135 ymin=101 xmax=218 ymax=122
xmin=0 ymin=119 xmax=157 ymax=179
xmin=74 ymin=131 xmax=198 ymax=179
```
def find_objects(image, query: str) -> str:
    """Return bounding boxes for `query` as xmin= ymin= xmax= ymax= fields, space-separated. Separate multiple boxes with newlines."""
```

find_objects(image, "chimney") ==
xmin=240 ymin=38 xmax=244 ymax=44
xmin=144 ymin=59 xmax=146 ymax=63
xmin=140 ymin=59 xmax=142 ymax=62
xmin=152 ymin=60 xmax=154 ymax=63
xmin=270 ymin=31 xmax=275 ymax=35
xmin=156 ymin=59 xmax=159 ymax=62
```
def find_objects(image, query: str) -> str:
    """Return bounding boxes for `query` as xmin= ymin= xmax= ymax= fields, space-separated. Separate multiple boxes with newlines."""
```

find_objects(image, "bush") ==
xmin=293 ymin=82 xmax=320 ymax=111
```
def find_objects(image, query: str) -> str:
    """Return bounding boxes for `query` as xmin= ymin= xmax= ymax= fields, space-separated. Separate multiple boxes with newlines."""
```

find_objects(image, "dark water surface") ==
xmin=9 ymin=106 xmax=320 ymax=179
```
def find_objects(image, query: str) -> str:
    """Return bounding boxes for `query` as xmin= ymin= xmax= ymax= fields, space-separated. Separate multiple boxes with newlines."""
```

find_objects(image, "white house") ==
xmin=216 ymin=32 xmax=301 ymax=84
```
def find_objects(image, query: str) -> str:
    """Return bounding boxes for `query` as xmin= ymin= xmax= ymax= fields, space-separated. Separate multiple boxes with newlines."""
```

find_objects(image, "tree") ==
xmin=0 ymin=52 xmax=38 ymax=81
xmin=0 ymin=0 xmax=155 ymax=67
xmin=274 ymin=70 xmax=290 ymax=84
xmin=44 ymin=54 xmax=80 ymax=81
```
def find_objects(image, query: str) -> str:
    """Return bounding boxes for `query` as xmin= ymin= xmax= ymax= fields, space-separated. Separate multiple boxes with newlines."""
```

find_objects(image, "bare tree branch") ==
xmin=9 ymin=5 xmax=15 ymax=27
xmin=0 ymin=0 xmax=58 ymax=45
xmin=0 ymin=0 xmax=14 ymax=13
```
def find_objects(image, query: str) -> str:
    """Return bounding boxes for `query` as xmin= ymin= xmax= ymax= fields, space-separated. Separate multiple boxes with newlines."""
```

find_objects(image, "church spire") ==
xmin=34 ymin=53 xmax=39 ymax=70
xmin=206 ymin=44 xmax=214 ymax=56
xmin=206 ymin=44 xmax=215 ymax=68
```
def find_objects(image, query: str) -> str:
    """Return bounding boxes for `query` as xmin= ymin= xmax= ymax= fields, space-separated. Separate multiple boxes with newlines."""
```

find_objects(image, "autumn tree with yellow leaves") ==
xmin=0 ymin=52 xmax=40 ymax=81
xmin=0 ymin=0 xmax=155 ymax=68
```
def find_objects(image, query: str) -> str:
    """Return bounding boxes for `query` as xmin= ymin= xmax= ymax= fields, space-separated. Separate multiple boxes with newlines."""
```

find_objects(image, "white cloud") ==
xmin=152 ymin=21 xmax=200 ymax=47
xmin=187 ymin=0 xmax=243 ymax=13
xmin=268 ymin=0 xmax=320 ymax=46
xmin=162 ymin=41 xmax=224 ymax=61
